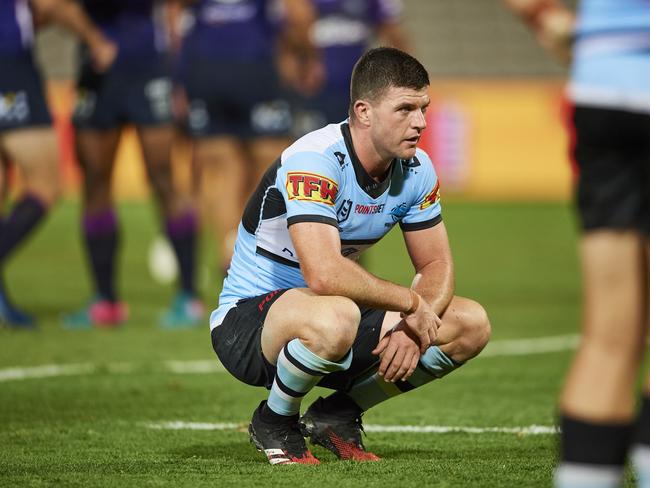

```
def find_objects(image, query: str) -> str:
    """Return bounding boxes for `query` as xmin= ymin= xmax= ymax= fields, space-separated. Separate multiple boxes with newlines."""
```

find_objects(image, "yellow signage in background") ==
xmin=421 ymin=80 xmax=573 ymax=201
xmin=46 ymin=79 xmax=572 ymax=202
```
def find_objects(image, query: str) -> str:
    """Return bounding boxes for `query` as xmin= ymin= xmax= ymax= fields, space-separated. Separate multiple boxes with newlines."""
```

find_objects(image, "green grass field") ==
xmin=0 ymin=199 xmax=599 ymax=487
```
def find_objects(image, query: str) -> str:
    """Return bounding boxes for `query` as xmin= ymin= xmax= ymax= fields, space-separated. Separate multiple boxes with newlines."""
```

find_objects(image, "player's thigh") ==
xmin=262 ymin=288 xmax=361 ymax=364
xmin=3 ymin=128 xmax=60 ymax=203
xmin=317 ymin=306 xmax=386 ymax=391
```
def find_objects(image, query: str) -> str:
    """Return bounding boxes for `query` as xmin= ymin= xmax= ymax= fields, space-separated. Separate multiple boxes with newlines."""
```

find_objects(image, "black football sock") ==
xmin=165 ymin=210 xmax=197 ymax=295
xmin=83 ymin=209 xmax=119 ymax=302
xmin=0 ymin=194 xmax=46 ymax=263
xmin=555 ymin=413 xmax=632 ymax=488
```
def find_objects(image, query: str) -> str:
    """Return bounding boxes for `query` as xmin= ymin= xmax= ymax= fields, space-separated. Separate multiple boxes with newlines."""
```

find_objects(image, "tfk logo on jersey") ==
xmin=337 ymin=199 xmax=353 ymax=223
xmin=334 ymin=151 xmax=347 ymax=168
xmin=286 ymin=172 xmax=338 ymax=206
xmin=419 ymin=181 xmax=441 ymax=210
xmin=386 ymin=202 xmax=409 ymax=227
xmin=355 ymin=203 xmax=385 ymax=215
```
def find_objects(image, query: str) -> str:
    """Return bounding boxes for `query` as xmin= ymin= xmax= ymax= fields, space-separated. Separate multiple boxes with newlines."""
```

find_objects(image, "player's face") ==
xmin=369 ymin=85 xmax=430 ymax=160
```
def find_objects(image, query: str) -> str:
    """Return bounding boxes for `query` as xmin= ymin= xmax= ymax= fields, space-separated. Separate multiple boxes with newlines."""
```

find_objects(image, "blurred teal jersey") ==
xmin=210 ymin=121 xmax=442 ymax=329
xmin=570 ymin=0 xmax=650 ymax=112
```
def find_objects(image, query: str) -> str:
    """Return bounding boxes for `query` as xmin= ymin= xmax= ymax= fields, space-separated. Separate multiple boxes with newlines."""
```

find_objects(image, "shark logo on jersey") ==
xmin=337 ymin=199 xmax=353 ymax=223
xmin=420 ymin=181 xmax=441 ymax=210
xmin=286 ymin=171 xmax=338 ymax=206
xmin=334 ymin=151 xmax=347 ymax=168
xmin=386 ymin=202 xmax=409 ymax=227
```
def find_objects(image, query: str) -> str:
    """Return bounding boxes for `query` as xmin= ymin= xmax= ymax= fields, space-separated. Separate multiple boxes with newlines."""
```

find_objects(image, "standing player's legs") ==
xmin=554 ymin=107 xmax=649 ymax=488
xmin=249 ymin=136 xmax=291 ymax=190
xmin=65 ymin=127 xmax=127 ymax=327
xmin=0 ymin=128 xmax=60 ymax=326
xmin=556 ymin=232 xmax=645 ymax=488
xmin=300 ymin=296 xmax=490 ymax=460
xmin=193 ymin=136 xmax=249 ymax=273
xmin=137 ymin=124 xmax=201 ymax=327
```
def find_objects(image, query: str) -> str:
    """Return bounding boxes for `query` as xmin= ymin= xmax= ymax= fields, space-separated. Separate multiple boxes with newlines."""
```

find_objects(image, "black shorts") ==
xmin=572 ymin=105 xmax=650 ymax=234
xmin=182 ymin=58 xmax=292 ymax=138
xmin=73 ymin=58 xmax=173 ymax=129
xmin=211 ymin=289 xmax=386 ymax=391
xmin=0 ymin=55 xmax=51 ymax=131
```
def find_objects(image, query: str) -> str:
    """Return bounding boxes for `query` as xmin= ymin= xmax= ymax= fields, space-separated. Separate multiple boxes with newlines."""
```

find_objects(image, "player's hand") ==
xmin=90 ymin=37 xmax=118 ymax=73
xmin=401 ymin=294 xmax=440 ymax=354
xmin=373 ymin=321 xmax=420 ymax=383
xmin=535 ymin=7 xmax=575 ymax=65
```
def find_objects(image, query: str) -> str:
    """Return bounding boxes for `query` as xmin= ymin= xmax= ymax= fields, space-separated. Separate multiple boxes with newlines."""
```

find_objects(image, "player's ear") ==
xmin=352 ymin=100 xmax=371 ymax=127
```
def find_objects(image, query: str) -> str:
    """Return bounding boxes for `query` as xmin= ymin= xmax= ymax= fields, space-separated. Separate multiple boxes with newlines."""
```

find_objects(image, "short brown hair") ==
xmin=349 ymin=47 xmax=429 ymax=116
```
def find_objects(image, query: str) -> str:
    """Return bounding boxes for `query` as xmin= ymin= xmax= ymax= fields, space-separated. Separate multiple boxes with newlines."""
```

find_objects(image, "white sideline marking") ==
xmin=164 ymin=360 xmax=224 ymax=374
xmin=143 ymin=421 xmax=558 ymax=436
xmin=480 ymin=334 xmax=580 ymax=357
xmin=0 ymin=334 xmax=578 ymax=383
xmin=0 ymin=363 xmax=96 ymax=381
xmin=145 ymin=421 xmax=241 ymax=431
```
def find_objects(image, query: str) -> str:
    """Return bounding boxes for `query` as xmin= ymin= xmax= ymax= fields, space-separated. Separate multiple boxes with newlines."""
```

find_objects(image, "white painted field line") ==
xmin=143 ymin=421 xmax=558 ymax=436
xmin=0 ymin=363 xmax=96 ymax=382
xmin=480 ymin=334 xmax=580 ymax=357
xmin=0 ymin=334 xmax=579 ymax=383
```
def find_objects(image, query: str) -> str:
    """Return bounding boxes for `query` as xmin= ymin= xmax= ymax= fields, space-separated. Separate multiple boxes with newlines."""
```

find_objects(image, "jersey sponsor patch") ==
xmin=419 ymin=181 xmax=441 ymax=210
xmin=286 ymin=172 xmax=338 ymax=206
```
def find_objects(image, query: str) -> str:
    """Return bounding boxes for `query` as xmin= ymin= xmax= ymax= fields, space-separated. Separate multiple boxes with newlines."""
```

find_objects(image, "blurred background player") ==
xmin=506 ymin=1 xmax=650 ymax=487
xmin=0 ymin=0 xmax=115 ymax=328
xmin=65 ymin=0 xmax=202 ymax=329
xmin=290 ymin=0 xmax=410 ymax=137
xmin=174 ymin=0 xmax=320 ymax=273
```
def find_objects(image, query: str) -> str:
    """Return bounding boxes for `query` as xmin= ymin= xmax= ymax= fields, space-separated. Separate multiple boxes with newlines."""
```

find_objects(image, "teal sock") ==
xmin=267 ymin=338 xmax=352 ymax=416
xmin=347 ymin=346 xmax=461 ymax=411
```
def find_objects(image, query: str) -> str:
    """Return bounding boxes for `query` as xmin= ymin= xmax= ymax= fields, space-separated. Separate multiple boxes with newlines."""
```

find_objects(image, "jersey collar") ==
xmin=341 ymin=123 xmax=395 ymax=199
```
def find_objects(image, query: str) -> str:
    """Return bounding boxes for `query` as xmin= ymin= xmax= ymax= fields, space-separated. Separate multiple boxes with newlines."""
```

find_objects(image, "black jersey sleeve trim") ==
xmin=286 ymin=215 xmax=339 ymax=228
xmin=340 ymin=238 xmax=381 ymax=245
xmin=399 ymin=214 xmax=443 ymax=232
xmin=256 ymin=247 xmax=301 ymax=269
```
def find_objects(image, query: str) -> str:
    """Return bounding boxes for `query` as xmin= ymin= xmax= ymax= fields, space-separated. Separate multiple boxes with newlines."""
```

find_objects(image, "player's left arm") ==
xmin=403 ymin=222 xmax=455 ymax=316
xmin=31 ymin=0 xmax=117 ymax=72
xmin=374 ymin=223 xmax=454 ymax=383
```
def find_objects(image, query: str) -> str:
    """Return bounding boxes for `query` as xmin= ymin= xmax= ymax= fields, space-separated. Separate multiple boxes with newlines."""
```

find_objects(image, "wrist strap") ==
xmin=405 ymin=289 xmax=420 ymax=315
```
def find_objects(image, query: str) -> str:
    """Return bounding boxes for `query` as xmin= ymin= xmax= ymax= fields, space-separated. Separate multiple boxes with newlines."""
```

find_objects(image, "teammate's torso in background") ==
xmin=183 ymin=0 xmax=275 ymax=62
xmin=311 ymin=0 xmax=401 ymax=90
xmin=0 ymin=0 xmax=33 ymax=58
xmin=81 ymin=0 xmax=167 ymax=67
xmin=570 ymin=0 xmax=650 ymax=112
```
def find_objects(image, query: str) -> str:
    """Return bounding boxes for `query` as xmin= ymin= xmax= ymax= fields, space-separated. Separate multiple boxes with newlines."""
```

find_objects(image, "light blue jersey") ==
xmin=210 ymin=121 xmax=442 ymax=329
xmin=569 ymin=0 xmax=650 ymax=112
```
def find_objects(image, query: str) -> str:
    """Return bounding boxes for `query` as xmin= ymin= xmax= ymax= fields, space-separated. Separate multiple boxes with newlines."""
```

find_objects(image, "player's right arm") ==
xmin=289 ymin=221 xmax=438 ymax=353
xmin=31 ymin=0 xmax=117 ymax=72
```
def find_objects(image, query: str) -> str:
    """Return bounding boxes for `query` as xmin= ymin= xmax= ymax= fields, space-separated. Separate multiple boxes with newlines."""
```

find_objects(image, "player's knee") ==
xmin=457 ymin=300 xmax=491 ymax=361
xmin=306 ymin=297 xmax=360 ymax=360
